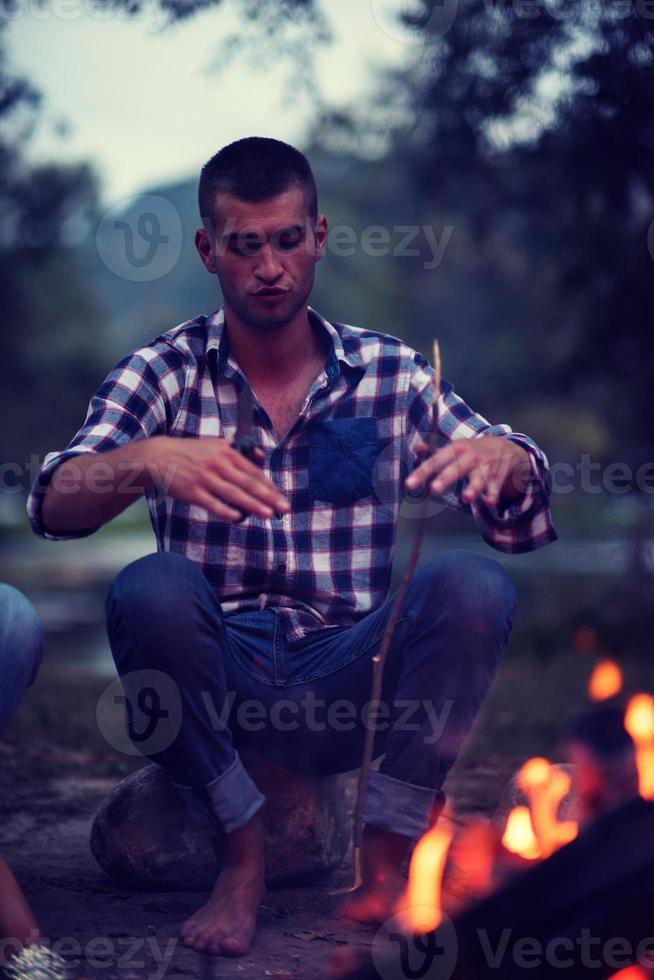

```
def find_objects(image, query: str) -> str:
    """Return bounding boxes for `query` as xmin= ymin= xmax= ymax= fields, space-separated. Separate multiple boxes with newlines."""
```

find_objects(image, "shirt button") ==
xmin=276 ymin=562 xmax=286 ymax=574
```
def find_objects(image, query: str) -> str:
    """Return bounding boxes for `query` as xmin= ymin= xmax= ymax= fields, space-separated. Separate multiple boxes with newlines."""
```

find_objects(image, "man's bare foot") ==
xmin=180 ymin=809 xmax=265 ymax=956
xmin=0 ymin=855 xmax=40 ymax=957
xmin=337 ymin=824 xmax=413 ymax=927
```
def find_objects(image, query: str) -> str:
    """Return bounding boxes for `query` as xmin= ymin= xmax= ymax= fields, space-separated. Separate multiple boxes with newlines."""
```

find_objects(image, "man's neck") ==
xmin=223 ymin=304 xmax=326 ymax=388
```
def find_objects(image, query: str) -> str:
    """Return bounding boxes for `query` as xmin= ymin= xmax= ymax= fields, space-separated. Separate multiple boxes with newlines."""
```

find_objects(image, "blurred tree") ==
xmin=0 ymin=20 xmax=106 ymax=480
xmin=349 ymin=0 xmax=654 ymax=469
xmin=4 ymin=0 xmax=653 ymax=478
xmin=1 ymin=0 xmax=331 ymax=490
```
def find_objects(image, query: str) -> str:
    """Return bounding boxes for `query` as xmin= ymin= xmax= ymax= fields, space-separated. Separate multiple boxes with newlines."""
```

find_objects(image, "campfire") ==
xmin=333 ymin=653 xmax=654 ymax=979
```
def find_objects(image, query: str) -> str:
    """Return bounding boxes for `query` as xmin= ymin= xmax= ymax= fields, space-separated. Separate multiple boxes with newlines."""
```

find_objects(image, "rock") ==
xmin=90 ymin=762 xmax=352 ymax=890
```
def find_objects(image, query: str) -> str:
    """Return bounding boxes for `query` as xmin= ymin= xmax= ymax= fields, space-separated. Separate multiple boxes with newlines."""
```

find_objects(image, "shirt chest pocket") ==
xmin=308 ymin=417 xmax=378 ymax=506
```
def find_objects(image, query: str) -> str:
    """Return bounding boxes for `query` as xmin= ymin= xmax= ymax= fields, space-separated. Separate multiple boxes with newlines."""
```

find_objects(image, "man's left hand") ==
xmin=404 ymin=436 xmax=532 ymax=509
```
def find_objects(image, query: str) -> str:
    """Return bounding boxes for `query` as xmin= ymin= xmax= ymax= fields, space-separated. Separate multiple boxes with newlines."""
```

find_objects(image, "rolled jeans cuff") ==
xmin=173 ymin=753 xmax=266 ymax=834
xmin=362 ymin=770 xmax=445 ymax=841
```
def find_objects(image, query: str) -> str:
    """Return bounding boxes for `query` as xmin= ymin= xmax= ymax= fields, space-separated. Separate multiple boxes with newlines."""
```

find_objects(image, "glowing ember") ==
xmin=502 ymin=805 xmax=541 ymax=860
xmin=447 ymin=819 xmax=497 ymax=901
xmin=608 ymin=968 xmax=649 ymax=979
xmin=588 ymin=658 xmax=623 ymax=701
xmin=399 ymin=820 xmax=455 ymax=933
xmin=624 ymin=694 xmax=654 ymax=800
xmin=572 ymin=625 xmax=598 ymax=655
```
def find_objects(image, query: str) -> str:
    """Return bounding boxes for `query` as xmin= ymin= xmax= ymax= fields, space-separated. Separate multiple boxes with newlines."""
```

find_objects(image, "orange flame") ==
xmin=609 ymin=969 xmax=648 ymax=979
xmin=518 ymin=756 xmax=551 ymax=790
xmin=448 ymin=819 xmax=497 ymax=900
xmin=398 ymin=820 xmax=455 ymax=933
xmin=502 ymin=805 xmax=541 ymax=860
xmin=516 ymin=758 xmax=578 ymax=858
xmin=588 ymin=658 xmax=623 ymax=701
xmin=624 ymin=694 xmax=654 ymax=800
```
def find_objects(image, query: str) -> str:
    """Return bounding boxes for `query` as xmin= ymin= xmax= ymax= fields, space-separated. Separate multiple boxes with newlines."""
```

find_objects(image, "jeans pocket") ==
xmin=308 ymin=417 xmax=378 ymax=506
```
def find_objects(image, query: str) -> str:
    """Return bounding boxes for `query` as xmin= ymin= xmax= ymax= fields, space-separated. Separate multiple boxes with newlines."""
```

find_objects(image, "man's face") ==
xmin=195 ymin=186 xmax=328 ymax=330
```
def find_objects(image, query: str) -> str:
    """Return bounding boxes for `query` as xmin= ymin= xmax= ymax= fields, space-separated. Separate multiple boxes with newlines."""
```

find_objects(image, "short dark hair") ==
xmin=198 ymin=136 xmax=318 ymax=231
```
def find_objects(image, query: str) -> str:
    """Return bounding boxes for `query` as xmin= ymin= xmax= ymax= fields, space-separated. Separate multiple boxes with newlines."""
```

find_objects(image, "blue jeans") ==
xmin=0 ymin=584 xmax=44 ymax=734
xmin=105 ymin=549 xmax=515 ymax=840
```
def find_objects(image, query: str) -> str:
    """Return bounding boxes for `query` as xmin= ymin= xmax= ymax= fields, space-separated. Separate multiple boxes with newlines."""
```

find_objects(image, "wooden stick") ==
xmin=336 ymin=340 xmax=442 ymax=893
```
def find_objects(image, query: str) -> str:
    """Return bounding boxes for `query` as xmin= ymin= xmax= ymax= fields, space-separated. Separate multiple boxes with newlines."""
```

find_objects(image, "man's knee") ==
xmin=106 ymin=550 xmax=204 ymax=625
xmin=105 ymin=551 xmax=221 ymax=670
xmin=0 ymin=584 xmax=44 ymax=721
xmin=413 ymin=549 xmax=516 ymax=634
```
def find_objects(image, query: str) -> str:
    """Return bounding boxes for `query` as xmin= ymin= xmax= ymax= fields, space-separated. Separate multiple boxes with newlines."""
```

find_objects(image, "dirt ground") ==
xmin=5 ymin=635 xmax=648 ymax=980
xmin=0 ymin=734 xmax=516 ymax=980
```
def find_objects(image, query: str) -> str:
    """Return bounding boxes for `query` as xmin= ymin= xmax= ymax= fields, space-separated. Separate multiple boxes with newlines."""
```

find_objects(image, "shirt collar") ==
xmin=205 ymin=305 xmax=365 ymax=384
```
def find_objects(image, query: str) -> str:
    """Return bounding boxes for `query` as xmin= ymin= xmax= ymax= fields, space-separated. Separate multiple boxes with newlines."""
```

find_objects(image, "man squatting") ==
xmin=27 ymin=137 xmax=557 ymax=957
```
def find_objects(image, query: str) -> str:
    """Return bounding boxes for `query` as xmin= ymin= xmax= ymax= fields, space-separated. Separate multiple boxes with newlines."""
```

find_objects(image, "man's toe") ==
xmin=180 ymin=918 xmax=198 ymax=941
xmin=220 ymin=935 xmax=249 ymax=957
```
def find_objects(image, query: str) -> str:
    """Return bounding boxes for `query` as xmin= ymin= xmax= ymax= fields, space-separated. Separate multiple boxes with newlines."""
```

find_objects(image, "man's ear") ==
xmin=195 ymin=226 xmax=218 ymax=275
xmin=314 ymin=214 xmax=328 ymax=262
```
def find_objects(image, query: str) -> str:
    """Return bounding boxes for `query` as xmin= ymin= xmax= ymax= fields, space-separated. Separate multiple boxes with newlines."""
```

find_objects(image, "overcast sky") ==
xmin=7 ymin=0 xmax=416 ymax=209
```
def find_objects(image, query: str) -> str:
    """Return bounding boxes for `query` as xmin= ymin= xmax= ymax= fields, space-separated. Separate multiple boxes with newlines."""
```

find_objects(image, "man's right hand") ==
xmin=41 ymin=435 xmax=290 ymax=537
xmin=144 ymin=435 xmax=290 ymax=522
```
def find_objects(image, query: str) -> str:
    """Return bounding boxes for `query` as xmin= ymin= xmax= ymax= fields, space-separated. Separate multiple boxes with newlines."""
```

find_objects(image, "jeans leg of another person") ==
xmin=104 ymin=552 xmax=266 ymax=833
xmin=265 ymin=549 xmax=516 ymax=842
xmin=0 ymin=584 xmax=44 ymax=734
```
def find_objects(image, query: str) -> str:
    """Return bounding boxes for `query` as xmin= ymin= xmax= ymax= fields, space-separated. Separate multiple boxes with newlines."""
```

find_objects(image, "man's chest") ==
xmin=251 ymin=370 xmax=326 ymax=443
xmin=256 ymin=389 xmax=308 ymax=443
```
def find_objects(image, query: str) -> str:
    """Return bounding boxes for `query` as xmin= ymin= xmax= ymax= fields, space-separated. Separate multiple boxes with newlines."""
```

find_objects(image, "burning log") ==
xmin=565 ymin=702 xmax=640 ymax=826
xmin=335 ymin=796 xmax=654 ymax=980
xmin=331 ymin=704 xmax=648 ymax=980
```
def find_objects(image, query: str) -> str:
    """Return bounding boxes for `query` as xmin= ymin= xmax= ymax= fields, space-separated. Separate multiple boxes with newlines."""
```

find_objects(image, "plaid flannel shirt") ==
xmin=27 ymin=306 xmax=557 ymax=646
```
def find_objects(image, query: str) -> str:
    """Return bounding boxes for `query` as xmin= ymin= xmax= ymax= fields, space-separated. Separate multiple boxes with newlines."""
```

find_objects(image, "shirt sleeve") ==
xmin=26 ymin=344 xmax=181 ymax=541
xmin=403 ymin=352 xmax=558 ymax=554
